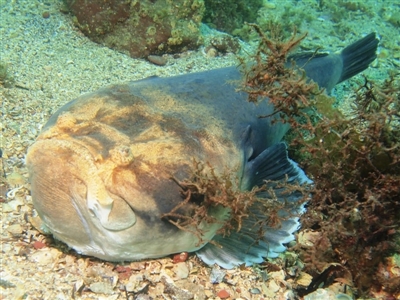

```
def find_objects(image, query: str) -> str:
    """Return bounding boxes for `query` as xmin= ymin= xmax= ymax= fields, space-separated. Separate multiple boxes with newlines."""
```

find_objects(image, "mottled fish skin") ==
xmin=27 ymin=67 xmax=279 ymax=261
xmin=26 ymin=33 xmax=378 ymax=266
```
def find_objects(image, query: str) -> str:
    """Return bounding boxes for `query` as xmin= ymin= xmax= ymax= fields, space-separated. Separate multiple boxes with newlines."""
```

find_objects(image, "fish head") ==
xmin=26 ymin=88 xmax=234 ymax=261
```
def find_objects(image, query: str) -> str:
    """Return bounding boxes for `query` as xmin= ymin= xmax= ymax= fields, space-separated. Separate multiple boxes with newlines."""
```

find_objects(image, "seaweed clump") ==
xmin=161 ymin=159 xmax=304 ymax=248
xmin=239 ymin=23 xmax=321 ymax=118
xmin=162 ymin=160 xmax=274 ymax=245
xmin=294 ymin=74 xmax=400 ymax=298
xmin=240 ymin=24 xmax=400 ymax=298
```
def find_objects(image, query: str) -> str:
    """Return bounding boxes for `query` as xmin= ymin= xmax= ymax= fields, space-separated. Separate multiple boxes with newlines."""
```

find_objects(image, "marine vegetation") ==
xmin=161 ymin=160 xmax=263 ymax=244
xmin=240 ymin=23 xmax=400 ymax=298
xmin=161 ymin=158 xmax=308 ymax=248
xmin=203 ymin=0 xmax=263 ymax=34
xmin=239 ymin=23 xmax=319 ymax=116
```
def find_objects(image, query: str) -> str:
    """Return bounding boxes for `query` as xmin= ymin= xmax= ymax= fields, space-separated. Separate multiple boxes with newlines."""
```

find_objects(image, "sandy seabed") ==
xmin=1 ymin=0 xmax=399 ymax=299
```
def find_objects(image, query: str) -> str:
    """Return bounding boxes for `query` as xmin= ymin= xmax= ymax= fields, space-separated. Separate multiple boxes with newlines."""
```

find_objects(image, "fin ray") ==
xmin=197 ymin=142 xmax=311 ymax=269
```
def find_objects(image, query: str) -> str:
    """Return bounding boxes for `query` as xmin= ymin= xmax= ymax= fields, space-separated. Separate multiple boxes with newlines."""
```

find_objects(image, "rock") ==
xmin=125 ymin=275 xmax=148 ymax=293
xmin=7 ymin=224 xmax=24 ymax=236
xmin=89 ymin=281 xmax=114 ymax=295
xmin=42 ymin=11 xmax=50 ymax=19
xmin=268 ymin=280 xmax=280 ymax=293
xmin=162 ymin=275 xmax=193 ymax=300
xmin=135 ymin=294 xmax=153 ymax=300
xmin=65 ymin=0 xmax=205 ymax=58
xmin=205 ymin=46 xmax=217 ymax=57
xmin=249 ymin=287 xmax=261 ymax=294
xmin=173 ymin=252 xmax=189 ymax=263
xmin=175 ymin=281 xmax=206 ymax=300
xmin=296 ymin=272 xmax=313 ymax=287
xmin=210 ymin=35 xmax=240 ymax=53
xmin=30 ymin=248 xmax=61 ymax=265
xmin=210 ymin=266 xmax=225 ymax=283
xmin=172 ymin=262 xmax=189 ymax=279
xmin=2 ymin=202 xmax=13 ymax=212
xmin=32 ymin=241 xmax=47 ymax=249
xmin=217 ymin=289 xmax=230 ymax=299
xmin=115 ymin=265 xmax=133 ymax=280
xmin=0 ymin=279 xmax=16 ymax=288
xmin=73 ymin=279 xmax=85 ymax=297
xmin=6 ymin=172 xmax=26 ymax=186
xmin=261 ymin=283 xmax=275 ymax=298
xmin=2 ymin=243 xmax=12 ymax=253
xmin=147 ymin=55 xmax=167 ymax=66
xmin=204 ymin=289 xmax=213 ymax=298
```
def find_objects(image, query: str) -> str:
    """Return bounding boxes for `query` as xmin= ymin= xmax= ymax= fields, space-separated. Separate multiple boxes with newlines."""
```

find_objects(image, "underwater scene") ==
xmin=1 ymin=0 xmax=399 ymax=299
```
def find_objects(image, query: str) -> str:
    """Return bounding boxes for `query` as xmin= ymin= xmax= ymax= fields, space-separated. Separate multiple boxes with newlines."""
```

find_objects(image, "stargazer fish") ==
xmin=26 ymin=33 xmax=378 ymax=269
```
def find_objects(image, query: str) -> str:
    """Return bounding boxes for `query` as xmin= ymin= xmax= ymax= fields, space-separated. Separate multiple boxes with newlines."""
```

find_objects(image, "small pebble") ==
xmin=147 ymin=55 xmax=167 ymax=66
xmin=2 ymin=203 xmax=13 ymax=213
xmin=250 ymin=287 xmax=261 ymax=294
xmin=217 ymin=289 xmax=230 ymax=299
xmin=125 ymin=280 xmax=148 ymax=293
xmin=206 ymin=47 xmax=217 ymax=57
xmin=73 ymin=279 xmax=84 ymax=295
xmin=135 ymin=295 xmax=152 ymax=300
xmin=33 ymin=241 xmax=47 ymax=249
xmin=296 ymin=272 xmax=313 ymax=287
xmin=268 ymin=280 xmax=280 ymax=293
xmin=89 ymin=281 xmax=114 ymax=295
xmin=42 ymin=11 xmax=50 ymax=19
xmin=210 ymin=266 xmax=226 ymax=283
xmin=2 ymin=243 xmax=12 ymax=253
xmin=173 ymin=252 xmax=188 ymax=263
xmin=30 ymin=248 xmax=61 ymax=265
xmin=0 ymin=279 xmax=16 ymax=288
xmin=7 ymin=224 xmax=24 ymax=236
xmin=115 ymin=266 xmax=132 ymax=280
xmin=6 ymin=172 xmax=26 ymax=186
xmin=173 ymin=262 xmax=189 ymax=279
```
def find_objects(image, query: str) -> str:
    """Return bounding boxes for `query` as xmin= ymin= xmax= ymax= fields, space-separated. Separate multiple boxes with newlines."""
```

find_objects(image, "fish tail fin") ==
xmin=338 ymin=32 xmax=379 ymax=83
xmin=196 ymin=143 xmax=312 ymax=269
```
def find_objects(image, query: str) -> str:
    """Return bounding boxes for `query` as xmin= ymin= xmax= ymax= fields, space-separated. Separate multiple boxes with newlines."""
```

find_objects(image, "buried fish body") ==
xmin=26 ymin=33 xmax=378 ymax=269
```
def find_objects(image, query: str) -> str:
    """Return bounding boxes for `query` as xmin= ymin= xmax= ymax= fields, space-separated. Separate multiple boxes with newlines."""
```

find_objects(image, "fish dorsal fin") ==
xmin=196 ymin=142 xmax=312 ymax=269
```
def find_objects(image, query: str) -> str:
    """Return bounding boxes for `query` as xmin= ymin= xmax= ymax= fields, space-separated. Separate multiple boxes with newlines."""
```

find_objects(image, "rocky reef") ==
xmin=64 ymin=0 xmax=205 ymax=58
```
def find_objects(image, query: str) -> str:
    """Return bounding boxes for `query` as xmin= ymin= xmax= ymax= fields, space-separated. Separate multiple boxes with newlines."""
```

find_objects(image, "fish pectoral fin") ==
xmin=240 ymin=142 xmax=311 ymax=190
xmin=196 ymin=193 xmax=307 ymax=269
xmin=197 ymin=142 xmax=312 ymax=269
xmin=196 ymin=214 xmax=301 ymax=269
xmin=87 ymin=190 xmax=136 ymax=231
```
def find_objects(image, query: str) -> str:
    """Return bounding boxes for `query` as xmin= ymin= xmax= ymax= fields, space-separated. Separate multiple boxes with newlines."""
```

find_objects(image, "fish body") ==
xmin=27 ymin=67 xmax=287 ymax=260
xmin=26 ymin=33 xmax=378 ymax=268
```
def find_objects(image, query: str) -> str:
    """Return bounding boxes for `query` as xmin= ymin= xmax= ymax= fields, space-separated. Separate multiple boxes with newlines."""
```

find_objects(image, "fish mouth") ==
xmin=27 ymin=137 xmax=138 ymax=233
